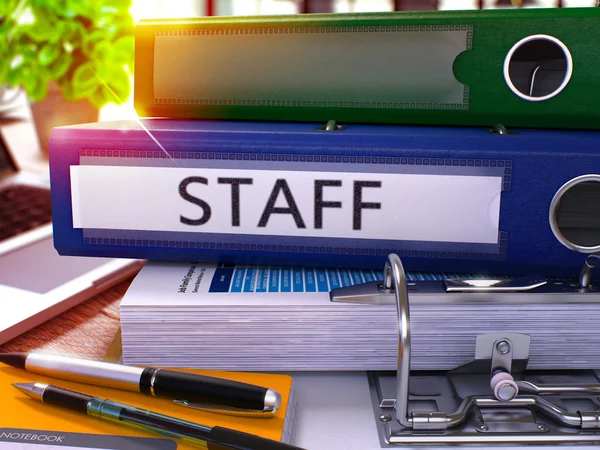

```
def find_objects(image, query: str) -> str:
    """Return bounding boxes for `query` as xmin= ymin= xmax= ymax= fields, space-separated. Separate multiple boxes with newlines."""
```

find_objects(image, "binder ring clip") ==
xmin=382 ymin=254 xmax=412 ymax=428
xmin=378 ymin=253 xmax=600 ymax=443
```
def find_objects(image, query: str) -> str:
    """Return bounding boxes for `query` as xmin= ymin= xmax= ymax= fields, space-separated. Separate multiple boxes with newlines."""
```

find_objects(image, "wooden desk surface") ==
xmin=0 ymin=278 xmax=136 ymax=359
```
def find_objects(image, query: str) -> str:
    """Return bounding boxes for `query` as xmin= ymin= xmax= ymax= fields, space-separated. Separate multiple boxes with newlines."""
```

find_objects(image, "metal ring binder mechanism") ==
xmin=331 ymin=253 xmax=600 ymax=446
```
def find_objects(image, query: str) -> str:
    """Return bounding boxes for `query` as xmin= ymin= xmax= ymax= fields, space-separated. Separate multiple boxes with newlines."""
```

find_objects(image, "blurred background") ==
xmin=0 ymin=0 xmax=597 ymax=155
xmin=133 ymin=0 xmax=598 ymax=17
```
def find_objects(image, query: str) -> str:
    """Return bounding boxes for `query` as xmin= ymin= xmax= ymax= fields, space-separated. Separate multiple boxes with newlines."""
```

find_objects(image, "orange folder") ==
xmin=0 ymin=366 xmax=295 ymax=449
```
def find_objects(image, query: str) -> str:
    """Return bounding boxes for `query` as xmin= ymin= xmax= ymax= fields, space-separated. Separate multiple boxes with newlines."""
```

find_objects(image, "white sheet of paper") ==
xmin=120 ymin=260 xmax=600 ymax=372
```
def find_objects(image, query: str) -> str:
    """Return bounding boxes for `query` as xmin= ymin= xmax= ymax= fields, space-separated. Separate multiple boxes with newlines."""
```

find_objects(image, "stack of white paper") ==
xmin=120 ymin=261 xmax=600 ymax=371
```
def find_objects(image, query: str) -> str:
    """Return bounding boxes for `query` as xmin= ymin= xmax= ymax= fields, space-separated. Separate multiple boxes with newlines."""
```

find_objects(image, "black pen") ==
xmin=0 ymin=353 xmax=280 ymax=416
xmin=13 ymin=382 xmax=305 ymax=450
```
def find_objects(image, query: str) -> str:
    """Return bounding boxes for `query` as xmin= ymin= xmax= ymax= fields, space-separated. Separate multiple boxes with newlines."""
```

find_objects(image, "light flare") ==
xmin=92 ymin=67 xmax=178 ymax=165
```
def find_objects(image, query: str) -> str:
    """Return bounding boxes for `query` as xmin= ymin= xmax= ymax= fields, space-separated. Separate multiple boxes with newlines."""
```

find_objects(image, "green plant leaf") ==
xmin=6 ymin=64 xmax=27 ymax=87
xmin=88 ymin=87 xmax=108 ymax=109
xmin=65 ymin=0 xmax=92 ymax=18
xmin=4 ymin=0 xmax=135 ymax=103
xmin=55 ymin=4 xmax=78 ymax=19
xmin=19 ymin=43 xmax=39 ymax=63
xmin=115 ymin=17 xmax=135 ymax=37
xmin=72 ymin=61 xmax=100 ymax=99
xmin=0 ymin=0 xmax=20 ymax=18
xmin=105 ymin=68 xmax=131 ymax=104
xmin=82 ymin=30 xmax=105 ymax=57
xmin=48 ymin=52 xmax=72 ymax=79
xmin=112 ymin=35 xmax=134 ymax=64
xmin=97 ymin=21 xmax=118 ymax=38
xmin=24 ymin=17 xmax=62 ymax=44
xmin=111 ymin=85 xmax=130 ymax=105
xmin=29 ymin=77 xmax=49 ymax=101
xmin=72 ymin=61 xmax=97 ymax=87
xmin=91 ymin=0 xmax=132 ymax=18
xmin=58 ymin=80 xmax=76 ymax=101
xmin=38 ymin=44 xmax=60 ymax=66
xmin=31 ymin=0 xmax=54 ymax=10
xmin=63 ymin=21 xmax=85 ymax=44
xmin=98 ymin=5 xmax=119 ymax=15
xmin=73 ymin=82 xmax=100 ymax=101
xmin=91 ymin=40 xmax=113 ymax=61
xmin=0 ymin=64 xmax=7 ymax=85
xmin=18 ymin=67 xmax=49 ymax=102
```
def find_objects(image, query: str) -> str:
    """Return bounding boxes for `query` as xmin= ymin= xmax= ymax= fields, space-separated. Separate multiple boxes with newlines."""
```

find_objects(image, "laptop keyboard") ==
xmin=0 ymin=185 xmax=52 ymax=242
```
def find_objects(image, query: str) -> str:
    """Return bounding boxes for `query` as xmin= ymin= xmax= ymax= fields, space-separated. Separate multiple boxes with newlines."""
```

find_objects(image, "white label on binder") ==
xmin=71 ymin=165 xmax=502 ymax=244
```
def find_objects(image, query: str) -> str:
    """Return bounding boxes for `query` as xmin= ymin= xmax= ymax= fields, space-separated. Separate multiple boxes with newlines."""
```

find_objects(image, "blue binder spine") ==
xmin=49 ymin=120 xmax=600 ymax=276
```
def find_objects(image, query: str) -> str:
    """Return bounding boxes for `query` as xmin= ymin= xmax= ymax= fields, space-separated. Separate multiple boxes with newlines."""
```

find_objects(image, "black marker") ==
xmin=0 ymin=353 xmax=280 ymax=416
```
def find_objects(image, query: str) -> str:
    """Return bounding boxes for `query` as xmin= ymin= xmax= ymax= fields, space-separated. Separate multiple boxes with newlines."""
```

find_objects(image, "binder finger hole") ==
xmin=504 ymin=35 xmax=572 ymax=102
xmin=549 ymin=175 xmax=600 ymax=253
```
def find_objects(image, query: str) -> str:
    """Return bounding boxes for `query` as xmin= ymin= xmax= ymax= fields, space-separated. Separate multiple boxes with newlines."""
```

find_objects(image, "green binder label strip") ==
xmin=153 ymin=25 xmax=472 ymax=110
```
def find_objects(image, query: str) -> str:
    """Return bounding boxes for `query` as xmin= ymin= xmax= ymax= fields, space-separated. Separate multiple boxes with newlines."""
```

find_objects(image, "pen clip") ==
xmin=172 ymin=400 xmax=276 ymax=418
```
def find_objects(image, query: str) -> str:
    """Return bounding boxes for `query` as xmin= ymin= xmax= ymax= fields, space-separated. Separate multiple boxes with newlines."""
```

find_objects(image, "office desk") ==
xmin=0 ymin=278 xmax=135 ymax=358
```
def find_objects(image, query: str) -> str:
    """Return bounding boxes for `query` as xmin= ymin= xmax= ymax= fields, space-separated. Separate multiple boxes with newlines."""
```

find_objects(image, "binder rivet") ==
xmin=488 ymin=123 xmax=516 ymax=135
xmin=379 ymin=414 xmax=392 ymax=422
xmin=478 ymin=425 xmax=489 ymax=432
xmin=538 ymin=425 xmax=549 ymax=432
xmin=325 ymin=120 xmax=337 ymax=131
xmin=496 ymin=341 xmax=511 ymax=354
xmin=492 ymin=123 xmax=508 ymax=135
xmin=316 ymin=120 xmax=347 ymax=131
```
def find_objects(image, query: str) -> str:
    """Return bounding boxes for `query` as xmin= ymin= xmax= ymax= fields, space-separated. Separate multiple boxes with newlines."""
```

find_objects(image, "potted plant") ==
xmin=0 ymin=0 xmax=134 ymax=152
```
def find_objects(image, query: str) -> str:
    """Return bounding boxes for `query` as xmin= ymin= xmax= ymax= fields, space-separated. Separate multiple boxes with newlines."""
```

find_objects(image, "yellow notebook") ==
xmin=0 ymin=366 xmax=295 ymax=449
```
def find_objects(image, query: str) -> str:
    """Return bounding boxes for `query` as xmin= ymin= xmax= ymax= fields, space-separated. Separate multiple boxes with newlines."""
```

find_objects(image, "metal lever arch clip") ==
xmin=331 ymin=254 xmax=600 ymax=445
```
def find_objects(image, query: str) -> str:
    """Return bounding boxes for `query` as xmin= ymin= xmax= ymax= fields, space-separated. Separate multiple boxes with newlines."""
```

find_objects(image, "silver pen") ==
xmin=0 ymin=353 xmax=280 ymax=416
